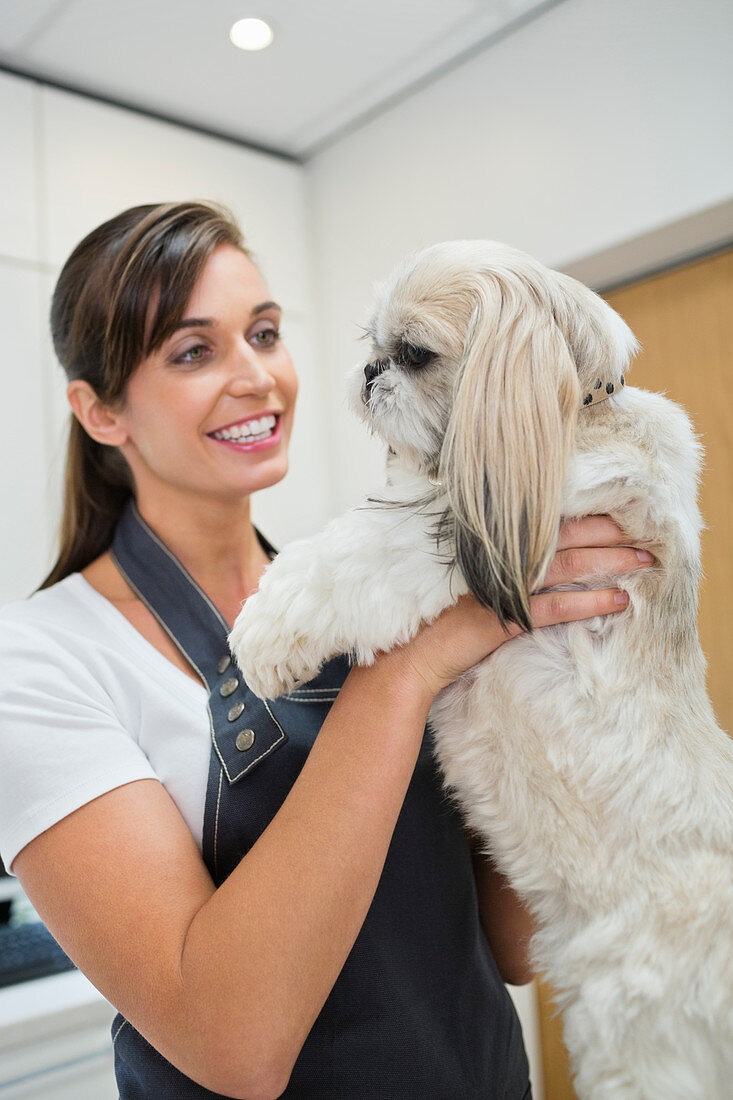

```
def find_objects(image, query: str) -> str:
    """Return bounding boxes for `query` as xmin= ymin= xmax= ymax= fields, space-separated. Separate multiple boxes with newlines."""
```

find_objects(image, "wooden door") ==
xmin=536 ymin=246 xmax=733 ymax=1098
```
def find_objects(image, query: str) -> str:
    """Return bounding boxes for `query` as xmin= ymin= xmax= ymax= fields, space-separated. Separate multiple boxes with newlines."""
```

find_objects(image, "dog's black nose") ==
xmin=364 ymin=358 xmax=389 ymax=386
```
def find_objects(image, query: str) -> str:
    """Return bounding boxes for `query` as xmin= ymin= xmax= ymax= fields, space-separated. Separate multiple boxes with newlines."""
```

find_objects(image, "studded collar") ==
xmin=581 ymin=373 xmax=625 ymax=408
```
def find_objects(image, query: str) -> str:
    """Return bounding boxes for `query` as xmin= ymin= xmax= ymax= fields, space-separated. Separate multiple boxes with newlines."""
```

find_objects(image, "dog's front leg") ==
xmin=229 ymin=500 xmax=463 ymax=699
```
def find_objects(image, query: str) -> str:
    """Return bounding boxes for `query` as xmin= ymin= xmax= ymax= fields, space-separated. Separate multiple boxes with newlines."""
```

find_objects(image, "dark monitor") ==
xmin=0 ymin=856 xmax=11 ymax=926
xmin=0 ymin=854 xmax=77 ymax=987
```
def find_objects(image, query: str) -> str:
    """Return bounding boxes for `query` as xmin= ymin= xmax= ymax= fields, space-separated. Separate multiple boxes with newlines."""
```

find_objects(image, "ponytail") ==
xmin=39 ymin=419 xmax=132 ymax=589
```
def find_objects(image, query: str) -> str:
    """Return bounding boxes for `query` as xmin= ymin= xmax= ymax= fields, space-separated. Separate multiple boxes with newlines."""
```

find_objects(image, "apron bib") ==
xmin=107 ymin=501 xmax=530 ymax=1098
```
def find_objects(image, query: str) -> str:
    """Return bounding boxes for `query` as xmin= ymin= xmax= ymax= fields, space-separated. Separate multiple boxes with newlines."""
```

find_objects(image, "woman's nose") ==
xmin=227 ymin=344 xmax=276 ymax=395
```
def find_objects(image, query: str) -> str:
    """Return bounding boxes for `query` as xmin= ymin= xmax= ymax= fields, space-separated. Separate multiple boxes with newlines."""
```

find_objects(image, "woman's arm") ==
xmin=469 ymin=839 xmax=536 ymax=986
xmin=14 ymin=644 xmax=440 ymax=1100
xmin=13 ymin=648 xmax=430 ymax=1100
xmin=13 ymin=520 xmax=652 ymax=1100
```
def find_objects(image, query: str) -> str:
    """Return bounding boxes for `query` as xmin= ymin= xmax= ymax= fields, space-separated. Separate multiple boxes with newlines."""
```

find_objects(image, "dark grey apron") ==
xmin=107 ymin=501 xmax=531 ymax=1098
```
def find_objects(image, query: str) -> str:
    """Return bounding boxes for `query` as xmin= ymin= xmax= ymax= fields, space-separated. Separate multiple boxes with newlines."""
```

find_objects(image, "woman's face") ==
xmin=117 ymin=244 xmax=298 ymax=505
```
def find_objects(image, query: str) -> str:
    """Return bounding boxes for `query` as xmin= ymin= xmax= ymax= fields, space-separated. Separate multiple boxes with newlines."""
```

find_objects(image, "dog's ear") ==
xmin=440 ymin=276 xmax=580 ymax=632
xmin=552 ymin=271 xmax=638 ymax=402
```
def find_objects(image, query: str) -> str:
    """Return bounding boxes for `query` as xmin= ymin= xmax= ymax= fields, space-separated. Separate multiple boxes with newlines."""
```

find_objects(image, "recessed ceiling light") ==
xmin=229 ymin=18 xmax=274 ymax=51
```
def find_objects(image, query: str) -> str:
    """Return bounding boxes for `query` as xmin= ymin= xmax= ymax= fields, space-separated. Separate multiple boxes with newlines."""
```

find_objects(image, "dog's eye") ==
xmin=399 ymin=343 xmax=433 ymax=369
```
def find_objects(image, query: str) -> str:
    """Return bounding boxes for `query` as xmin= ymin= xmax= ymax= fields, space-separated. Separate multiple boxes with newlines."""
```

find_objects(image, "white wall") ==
xmin=305 ymin=0 xmax=733 ymax=510
xmin=0 ymin=71 xmax=331 ymax=605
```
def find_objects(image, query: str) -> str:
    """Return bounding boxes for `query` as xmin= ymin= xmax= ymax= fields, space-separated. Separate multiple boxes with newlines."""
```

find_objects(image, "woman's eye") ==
xmin=250 ymin=326 xmax=280 ymax=348
xmin=176 ymin=344 xmax=210 ymax=365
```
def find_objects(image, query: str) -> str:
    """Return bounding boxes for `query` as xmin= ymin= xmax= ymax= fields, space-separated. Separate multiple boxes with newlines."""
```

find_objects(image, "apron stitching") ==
xmin=287 ymin=686 xmax=342 ymax=692
xmin=213 ymin=766 xmax=223 ymax=879
xmin=287 ymin=689 xmax=341 ymax=695
xmin=112 ymin=1019 xmax=129 ymax=1044
xmin=263 ymin=701 xmax=286 ymax=736
xmin=286 ymin=696 xmax=339 ymax=704
xmin=211 ymin=729 xmax=231 ymax=779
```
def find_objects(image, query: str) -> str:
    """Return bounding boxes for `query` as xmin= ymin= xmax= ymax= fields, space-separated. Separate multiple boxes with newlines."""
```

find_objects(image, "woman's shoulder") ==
xmin=0 ymin=574 xmax=111 ymax=659
xmin=0 ymin=572 xmax=206 ymax=704
xmin=1 ymin=573 xmax=89 ymax=626
xmin=0 ymin=573 xmax=163 ymax=732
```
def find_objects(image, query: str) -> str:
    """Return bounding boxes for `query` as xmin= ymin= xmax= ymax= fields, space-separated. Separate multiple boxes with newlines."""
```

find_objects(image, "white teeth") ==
xmin=211 ymin=414 xmax=277 ymax=443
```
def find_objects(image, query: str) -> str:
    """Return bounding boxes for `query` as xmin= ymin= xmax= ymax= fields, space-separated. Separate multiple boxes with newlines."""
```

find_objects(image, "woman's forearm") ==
xmin=470 ymin=840 xmax=536 ymax=986
xmin=176 ymin=648 xmax=433 ymax=1097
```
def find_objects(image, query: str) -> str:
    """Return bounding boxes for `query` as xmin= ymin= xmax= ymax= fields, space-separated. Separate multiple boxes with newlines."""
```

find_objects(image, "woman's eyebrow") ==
xmin=174 ymin=317 xmax=217 ymax=331
xmin=173 ymin=302 xmax=280 ymax=333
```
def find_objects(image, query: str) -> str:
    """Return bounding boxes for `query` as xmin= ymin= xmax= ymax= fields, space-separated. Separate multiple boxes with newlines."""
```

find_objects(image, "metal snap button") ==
xmin=235 ymin=729 xmax=255 ymax=751
xmin=227 ymin=701 xmax=245 ymax=722
xmin=217 ymin=654 xmax=232 ymax=674
xmin=220 ymin=677 xmax=239 ymax=697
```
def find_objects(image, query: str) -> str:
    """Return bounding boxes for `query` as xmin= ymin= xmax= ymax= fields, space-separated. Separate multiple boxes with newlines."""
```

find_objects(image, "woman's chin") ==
xmin=227 ymin=455 xmax=290 ymax=498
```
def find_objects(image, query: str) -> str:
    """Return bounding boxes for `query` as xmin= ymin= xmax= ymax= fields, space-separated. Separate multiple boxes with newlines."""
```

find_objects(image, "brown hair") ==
xmin=40 ymin=201 xmax=248 ymax=589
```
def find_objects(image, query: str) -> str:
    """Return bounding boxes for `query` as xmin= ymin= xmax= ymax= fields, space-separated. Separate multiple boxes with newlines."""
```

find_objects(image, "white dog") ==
xmin=230 ymin=241 xmax=733 ymax=1098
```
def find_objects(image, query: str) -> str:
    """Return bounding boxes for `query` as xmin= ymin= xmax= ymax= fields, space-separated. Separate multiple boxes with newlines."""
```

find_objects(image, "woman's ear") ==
xmin=439 ymin=277 xmax=580 ymax=632
xmin=67 ymin=380 xmax=128 ymax=448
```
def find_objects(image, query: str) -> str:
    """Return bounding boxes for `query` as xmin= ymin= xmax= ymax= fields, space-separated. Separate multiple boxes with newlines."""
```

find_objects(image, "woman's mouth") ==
xmin=207 ymin=413 xmax=281 ymax=451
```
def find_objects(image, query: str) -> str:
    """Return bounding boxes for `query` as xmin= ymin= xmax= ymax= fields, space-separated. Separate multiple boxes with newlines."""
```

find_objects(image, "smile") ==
xmin=207 ymin=413 xmax=281 ymax=450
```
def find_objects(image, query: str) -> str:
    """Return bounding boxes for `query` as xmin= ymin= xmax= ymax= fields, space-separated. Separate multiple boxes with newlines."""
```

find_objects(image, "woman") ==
xmin=0 ymin=202 xmax=653 ymax=1099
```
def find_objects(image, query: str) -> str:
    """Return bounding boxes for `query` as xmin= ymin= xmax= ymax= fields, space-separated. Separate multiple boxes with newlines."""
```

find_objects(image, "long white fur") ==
xmin=229 ymin=241 xmax=733 ymax=1099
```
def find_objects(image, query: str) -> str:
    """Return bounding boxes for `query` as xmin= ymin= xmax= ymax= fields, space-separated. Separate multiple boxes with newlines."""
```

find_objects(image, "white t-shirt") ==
xmin=0 ymin=573 xmax=213 ymax=873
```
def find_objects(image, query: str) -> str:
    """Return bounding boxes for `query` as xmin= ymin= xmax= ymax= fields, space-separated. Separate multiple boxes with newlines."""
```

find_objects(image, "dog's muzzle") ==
xmin=363 ymin=358 xmax=389 ymax=403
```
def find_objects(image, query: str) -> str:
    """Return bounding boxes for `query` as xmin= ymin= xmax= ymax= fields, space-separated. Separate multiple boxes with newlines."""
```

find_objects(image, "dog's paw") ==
xmin=228 ymin=591 xmax=327 ymax=700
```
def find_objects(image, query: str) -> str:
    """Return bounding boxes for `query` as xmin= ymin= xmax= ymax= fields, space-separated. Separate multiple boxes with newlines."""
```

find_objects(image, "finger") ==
xmin=556 ymin=515 xmax=628 ymax=551
xmin=540 ymin=546 xmax=655 ymax=588
xmin=529 ymin=587 xmax=629 ymax=630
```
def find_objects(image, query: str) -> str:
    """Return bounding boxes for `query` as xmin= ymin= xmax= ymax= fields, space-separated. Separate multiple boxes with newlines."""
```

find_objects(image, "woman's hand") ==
xmin=388 ymin=515 xmax=654 ymax=700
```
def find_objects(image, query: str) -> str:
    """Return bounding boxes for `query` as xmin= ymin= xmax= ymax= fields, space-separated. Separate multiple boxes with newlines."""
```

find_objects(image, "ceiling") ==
xmin=0 ymin=0 xmax=557 ymax=160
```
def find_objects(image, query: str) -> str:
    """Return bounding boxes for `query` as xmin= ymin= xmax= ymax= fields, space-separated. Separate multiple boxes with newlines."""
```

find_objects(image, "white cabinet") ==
xmin=0 ymin=73 xmax=39 ymax=264
xmin=0 ymin=972 xmax=117 ymax=1099
xmin=0 ymin=262 xmax=55 ymax=603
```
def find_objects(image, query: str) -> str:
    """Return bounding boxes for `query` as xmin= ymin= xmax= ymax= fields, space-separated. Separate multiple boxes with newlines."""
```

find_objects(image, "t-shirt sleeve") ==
xmin=0 ymin=616 xmax=159 ymax=873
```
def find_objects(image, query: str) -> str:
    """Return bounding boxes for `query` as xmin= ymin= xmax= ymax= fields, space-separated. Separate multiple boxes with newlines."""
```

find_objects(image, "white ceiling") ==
xmin=0 ymin=0 xmax=557 ymax=159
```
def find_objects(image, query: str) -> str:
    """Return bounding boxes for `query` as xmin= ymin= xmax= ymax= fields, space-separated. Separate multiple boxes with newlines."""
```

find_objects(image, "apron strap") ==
xmin=110 ymin=500 xmax=287 ymax=785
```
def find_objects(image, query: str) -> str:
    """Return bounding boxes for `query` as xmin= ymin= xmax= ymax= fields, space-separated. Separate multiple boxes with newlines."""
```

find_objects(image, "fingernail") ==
xmin=614 ymin=590 xmax=630 ymax=605
xmin=636 ymin=550 xmax=654 ymax=563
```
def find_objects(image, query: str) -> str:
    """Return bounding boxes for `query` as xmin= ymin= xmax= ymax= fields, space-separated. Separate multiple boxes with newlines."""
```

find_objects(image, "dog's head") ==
xmin=348 ymin=240 xmax=638 ymax=631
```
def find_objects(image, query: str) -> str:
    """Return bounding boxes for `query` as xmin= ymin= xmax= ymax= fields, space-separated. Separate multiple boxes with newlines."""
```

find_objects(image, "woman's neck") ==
xmin=134 ymin=490 xmax=271 ymax=620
